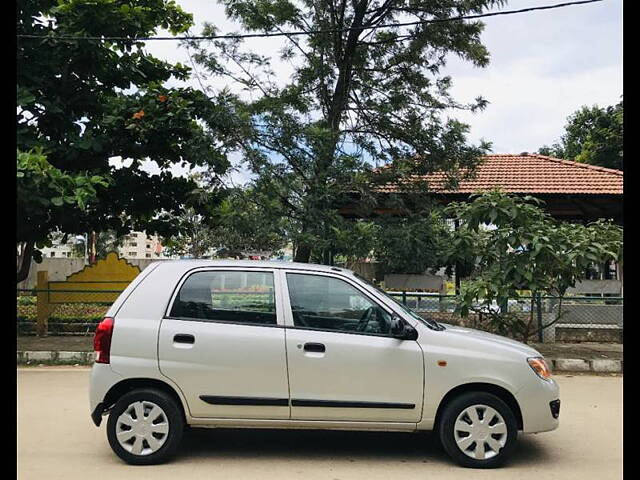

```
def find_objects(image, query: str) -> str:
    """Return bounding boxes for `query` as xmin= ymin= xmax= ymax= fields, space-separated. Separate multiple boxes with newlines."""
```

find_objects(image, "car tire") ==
xmin=438 ymin=392 xmax=518 ymax=468
xmin=106 ymin=388 xmax=184 ymax=465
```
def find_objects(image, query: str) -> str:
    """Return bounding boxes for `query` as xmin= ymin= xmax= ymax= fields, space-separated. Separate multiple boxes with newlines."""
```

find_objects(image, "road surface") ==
xmin=18 ymin=368 xmax=621 ymax=479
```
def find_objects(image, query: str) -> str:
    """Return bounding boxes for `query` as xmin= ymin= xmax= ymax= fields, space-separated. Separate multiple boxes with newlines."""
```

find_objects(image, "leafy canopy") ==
xmin=162 ymin=185 xmax=290 ymax=259
xmin=445 ymin=191 xmax=622 ymax=340
xmin=538 ymin=100 xmax=623 ymax=170
xmin=17 ymin=148 xmax=109 ymax=262
xmin=189 ymin=0 xmax=503 ymax=262
xmin=17 ymin=0 xmax=241 ymax=252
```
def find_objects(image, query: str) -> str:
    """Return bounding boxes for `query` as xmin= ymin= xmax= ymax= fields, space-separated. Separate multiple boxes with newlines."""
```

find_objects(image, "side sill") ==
xmin=185 ymin=417 xmax=419 ymax=432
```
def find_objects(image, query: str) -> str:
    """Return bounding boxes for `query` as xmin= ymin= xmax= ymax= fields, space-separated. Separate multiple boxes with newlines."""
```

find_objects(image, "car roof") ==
xmin=150 ymin=259 xmax=355 ymax=275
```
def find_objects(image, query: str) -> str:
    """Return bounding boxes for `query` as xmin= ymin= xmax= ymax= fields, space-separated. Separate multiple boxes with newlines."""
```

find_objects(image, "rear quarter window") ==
xmin=169 ymin=270 xmax=276 ymax=325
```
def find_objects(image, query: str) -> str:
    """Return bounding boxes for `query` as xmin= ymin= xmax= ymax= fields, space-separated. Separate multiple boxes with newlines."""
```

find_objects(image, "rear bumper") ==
xmin=516 ymin=377 xmax=560 ymax=433
xmin=89 ymin=363 xmax=123 ymax=426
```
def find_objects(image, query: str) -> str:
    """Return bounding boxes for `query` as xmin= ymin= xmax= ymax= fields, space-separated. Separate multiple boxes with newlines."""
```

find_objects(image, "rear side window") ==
xmin=169 ymin=271 xmax=276 ymax=325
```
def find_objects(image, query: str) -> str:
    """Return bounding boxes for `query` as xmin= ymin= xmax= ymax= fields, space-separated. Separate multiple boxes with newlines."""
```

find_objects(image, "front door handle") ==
xmin=173 ymin=334 xmax=195 ymax=344
xmin=304 ymin=342 xmax=325 ymax=353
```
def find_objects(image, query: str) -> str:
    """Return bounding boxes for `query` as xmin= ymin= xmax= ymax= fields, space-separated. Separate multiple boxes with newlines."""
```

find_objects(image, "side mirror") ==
xmin=390 ymin=315 xmax=419 ymax=340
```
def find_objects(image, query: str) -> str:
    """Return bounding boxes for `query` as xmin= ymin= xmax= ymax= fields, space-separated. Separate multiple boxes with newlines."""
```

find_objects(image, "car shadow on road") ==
xmin=178 ymin=428 xmax=554 ymax=467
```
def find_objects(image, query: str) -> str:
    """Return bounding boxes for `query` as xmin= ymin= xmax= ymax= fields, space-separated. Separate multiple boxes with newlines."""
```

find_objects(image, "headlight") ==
xmin=527 ymin=357 xmax=552 ymax=381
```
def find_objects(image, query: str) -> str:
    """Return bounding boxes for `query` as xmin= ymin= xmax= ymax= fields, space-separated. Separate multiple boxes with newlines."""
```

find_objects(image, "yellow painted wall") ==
xmin=48 ymin=252 xmax=141 ymax=303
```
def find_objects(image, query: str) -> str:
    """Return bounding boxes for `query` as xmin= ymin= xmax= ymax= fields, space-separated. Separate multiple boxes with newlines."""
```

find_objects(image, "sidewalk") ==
xmin=16 ymin=336 xmax=622 ymax=373
xmin=531 ymin=342 xmax=622 ymax=373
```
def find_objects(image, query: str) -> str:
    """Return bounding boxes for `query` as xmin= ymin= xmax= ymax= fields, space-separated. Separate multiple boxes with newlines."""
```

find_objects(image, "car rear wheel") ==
xmin=438 ymin=392 xmax=518 ymax=468
xmin=106 ymin=388 xmax=184 ymax=465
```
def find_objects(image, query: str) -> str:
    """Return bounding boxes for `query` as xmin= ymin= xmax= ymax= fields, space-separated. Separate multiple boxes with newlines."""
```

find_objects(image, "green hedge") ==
xmin=17 ymin=316 xmax=102 ymax=335
xmin=17 ymin=301 xmax=107 ymax=335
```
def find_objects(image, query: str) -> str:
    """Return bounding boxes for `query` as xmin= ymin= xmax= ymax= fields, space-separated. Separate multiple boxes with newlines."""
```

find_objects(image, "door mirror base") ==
xmin=390 ymin=315 xmax=419 ymax=340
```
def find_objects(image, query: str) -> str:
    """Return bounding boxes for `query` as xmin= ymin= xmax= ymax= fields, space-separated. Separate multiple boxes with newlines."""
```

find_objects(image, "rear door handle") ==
xmin=173 ymin=334 xmax=195 ymax=344
xmin=304 ymin=342 xmax=325 ymax=353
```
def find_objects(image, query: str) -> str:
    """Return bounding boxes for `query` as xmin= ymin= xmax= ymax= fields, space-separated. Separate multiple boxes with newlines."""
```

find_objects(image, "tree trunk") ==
xmin=17 ymin=240 xmax=35 ymax=283
xmin=294 ymin=244 xmax=312 ymax=263
xmin=89 ymin=231 xmax=96 ymax=264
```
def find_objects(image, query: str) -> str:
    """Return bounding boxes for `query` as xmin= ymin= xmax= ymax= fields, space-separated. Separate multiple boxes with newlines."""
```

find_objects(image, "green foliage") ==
xmin=538 ymin=100 xmax=623 ymax=170
xmin=372 ymin=210 xmax=452 ymax=274
xmin=162 ymin=186 xmax=290 ymax=258
xmin=17 ymin=148 xmax=108 ymax=256
xmin=17 ymin=296 xmax=37 ymax=306
xmin=210 ymin=188 xmax=290 ymax=257
xmin=331 ymin=220 xmax=378 ymax=267
xmin=190 ymin=0 xmax=503 ymax=261
xmin=329 ymin=204 xmax=465 ymax=275
xmin=17 ymin=0 xmax=241 ymax=247
xmin=17 ymin=299 xmax=107 ymax=335
xmin=446 ymin=191 xmax=623 ymax=341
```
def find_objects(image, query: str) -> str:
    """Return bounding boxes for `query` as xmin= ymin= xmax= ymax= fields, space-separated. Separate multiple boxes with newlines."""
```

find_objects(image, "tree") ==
xmin=189 ymin=0 xmax=502 ymax=262
xmin=372 ymin=209 xmax=451 ymax=274
xmin=17 ymin=148 xmax=108 ymax=281
xmin=446 ymin=191 xmax=623 ymax=342
xmin=538 ymin=100 xmax=623 ymax=170
xmin=162 ymin=187 xmax=290 ymax=258
xmin=17 ymin=0 xmax=241 ymax=279
xmin=161 ymin=207 xmax=219 ymax=258
xmin=210 ymin=188 xmax=290 ymax=258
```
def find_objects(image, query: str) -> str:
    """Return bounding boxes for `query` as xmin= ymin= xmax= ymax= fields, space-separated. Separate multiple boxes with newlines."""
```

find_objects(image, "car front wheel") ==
xmin=438 ymin=392 xmax=518 ymax=468
xmin=106 ymin=388 xmax=184 ymax=465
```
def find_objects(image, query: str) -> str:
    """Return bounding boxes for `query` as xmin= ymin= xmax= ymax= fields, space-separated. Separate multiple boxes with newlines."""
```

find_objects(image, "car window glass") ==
xmin=286 ymin=273 xmax=391 ymax=334
xmin=170 ymin=271 xmax=276 ymax=325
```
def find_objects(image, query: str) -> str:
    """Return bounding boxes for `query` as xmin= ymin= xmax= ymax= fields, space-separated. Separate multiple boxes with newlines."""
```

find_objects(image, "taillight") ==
xmin=94 ymin=317 xmax=114 ymax=364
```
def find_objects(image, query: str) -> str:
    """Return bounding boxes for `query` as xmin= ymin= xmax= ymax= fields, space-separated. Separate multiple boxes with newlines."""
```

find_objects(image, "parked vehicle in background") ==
xmin=90 ymin=261 xmax=560 ymax=468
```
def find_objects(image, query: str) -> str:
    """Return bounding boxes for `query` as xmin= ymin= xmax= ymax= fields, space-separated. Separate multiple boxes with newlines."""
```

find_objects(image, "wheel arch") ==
xmin=434 ymin=382 xmax=524 ymax=431
xmin=101 ymin=378 xmax=188 ymax=423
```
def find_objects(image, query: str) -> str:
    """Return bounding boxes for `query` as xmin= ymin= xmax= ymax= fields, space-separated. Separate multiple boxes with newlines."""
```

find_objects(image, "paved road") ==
xmin=18 ymin=369 xmax=621 ymax=480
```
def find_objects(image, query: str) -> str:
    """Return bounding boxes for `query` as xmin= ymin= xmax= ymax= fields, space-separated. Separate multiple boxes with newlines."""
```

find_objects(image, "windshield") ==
xmin=354 ymin=273 xmax=444 ymax=331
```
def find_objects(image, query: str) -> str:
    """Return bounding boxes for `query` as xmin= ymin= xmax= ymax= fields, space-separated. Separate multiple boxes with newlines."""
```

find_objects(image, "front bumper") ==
xmin=516 ymin=377 xmax=560 ymax=433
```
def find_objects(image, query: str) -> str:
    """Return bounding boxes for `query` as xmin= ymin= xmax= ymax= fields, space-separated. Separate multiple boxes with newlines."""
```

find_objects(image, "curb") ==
xmin=16 ymin=351 xmax=623 ymax=373
xmin=547 ymin=357 xmax=622 ymax=374
xmin=17 ymin=351 xmax=95 ymax=365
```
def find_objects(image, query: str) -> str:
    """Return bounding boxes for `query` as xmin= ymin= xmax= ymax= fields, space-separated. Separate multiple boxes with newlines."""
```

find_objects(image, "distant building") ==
xmin=119 ymin=232 xmax=168 ymax=260
xmin=41 ymin=231 xmax=170 ymax=260
xmin=40 ymin=241 xmax=75 ymax=258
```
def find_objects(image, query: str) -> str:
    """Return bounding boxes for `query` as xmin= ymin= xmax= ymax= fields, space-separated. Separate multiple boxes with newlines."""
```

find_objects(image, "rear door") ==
xmin=158 ymin=268 xmax=290 ymax=419
xmin=281 ymin=271 xmax=424 ymax=423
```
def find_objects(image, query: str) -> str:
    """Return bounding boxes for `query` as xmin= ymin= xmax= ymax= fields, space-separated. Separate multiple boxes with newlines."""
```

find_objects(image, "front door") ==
xmin=158 ymin=268 xmax=290 ymax=419
xmin=282 ymin=271 xmax=424 ymax=423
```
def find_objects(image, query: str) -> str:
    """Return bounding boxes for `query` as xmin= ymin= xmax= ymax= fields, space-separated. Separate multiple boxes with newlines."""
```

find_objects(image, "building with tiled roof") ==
xmin=378 ymin=153 xmax=622 ymax=195
xmin=342 ymin=153 xmax=623 ymax=223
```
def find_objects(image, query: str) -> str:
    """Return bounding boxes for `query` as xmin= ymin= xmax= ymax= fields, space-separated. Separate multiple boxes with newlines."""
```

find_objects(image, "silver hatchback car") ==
xmin=90 ymin=260 xmax=559 ymax=467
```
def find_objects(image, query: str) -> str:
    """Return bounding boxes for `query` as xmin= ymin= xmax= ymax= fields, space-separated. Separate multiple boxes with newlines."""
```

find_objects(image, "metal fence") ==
xmin=17 ymin=288 xmax=622 ymax=343
xmin=17 ymin=288 xmax=121 ymax=336
xmin=387 ymin=292 xmax=623 ymax=343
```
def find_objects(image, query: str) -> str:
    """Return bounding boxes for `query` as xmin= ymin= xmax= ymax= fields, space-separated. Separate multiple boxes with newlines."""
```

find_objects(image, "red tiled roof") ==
xmin=378 ymin=153 xmax=623 ymax=195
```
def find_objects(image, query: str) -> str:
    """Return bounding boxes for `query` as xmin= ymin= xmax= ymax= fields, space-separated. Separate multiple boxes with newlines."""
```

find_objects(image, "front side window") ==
xmin=286 ymin=273 xmax=391 ymax=335
xmin=170 ymin=271 xmax=276 ymax=325
xmin=353 ymin=273 xmax=444 ymax=331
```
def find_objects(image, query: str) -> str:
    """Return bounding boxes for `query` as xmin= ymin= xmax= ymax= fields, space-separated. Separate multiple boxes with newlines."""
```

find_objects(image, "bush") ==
xmin=16 ymin=302 xmax=107 ymax=335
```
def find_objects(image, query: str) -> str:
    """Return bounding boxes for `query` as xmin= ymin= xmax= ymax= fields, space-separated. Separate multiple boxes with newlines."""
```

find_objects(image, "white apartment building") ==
xmin=119 ymin=232 xmax=166 ymax=259
xmin=41 ymin=231 xmax=169 ymax=260
xmin=40 ymin=241 xmax=75 ymax=258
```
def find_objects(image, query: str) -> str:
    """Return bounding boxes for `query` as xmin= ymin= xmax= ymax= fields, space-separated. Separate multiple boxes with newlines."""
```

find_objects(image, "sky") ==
xmin=136 ymin=0 xmax=622 ymax=182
